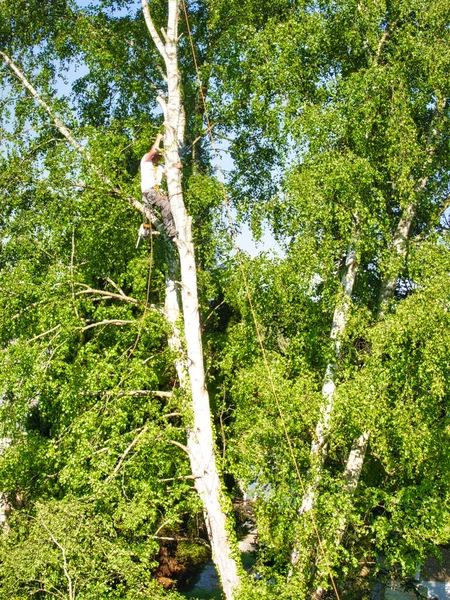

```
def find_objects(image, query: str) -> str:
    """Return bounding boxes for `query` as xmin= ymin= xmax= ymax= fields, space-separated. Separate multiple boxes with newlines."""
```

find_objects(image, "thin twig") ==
xmin=36 ymin=520 xmax=75 ymax=600
xmin=27 ymin=324 xmax=62 ymax=343
xmin=105 ymin=426 xmax=149 ymax=484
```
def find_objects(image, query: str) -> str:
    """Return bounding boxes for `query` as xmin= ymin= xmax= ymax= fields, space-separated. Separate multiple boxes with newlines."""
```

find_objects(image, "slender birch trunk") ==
xmin=311 ymin=202 xmax=416 ymax=598
xmin=312 ymin=431 xmax=370 ymax=599
xmin=290 ymin=245 xmax=358 ymax=569
xmin=142 ymin=2 xmax=241 ymax=597
xmin=377 ymin=202 xmax=416 ymax=318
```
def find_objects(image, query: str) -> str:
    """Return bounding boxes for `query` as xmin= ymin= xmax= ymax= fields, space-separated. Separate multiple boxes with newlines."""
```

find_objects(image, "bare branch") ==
xmin=79 ymin=319 xmax=135 ymax=332
xmin=154 ymin=535 xmax=211 ymax=548
xmin=159 ymin=475 xmax=197 ymax=482
xmin=82 ymin=390 xmax=174 ymax=398
xmin=123 ymin=390 xmax=173 ymax=398
xmin=0 ymin=51 xmax=85 ymax=155
xmin=27 ymin=324 xmax=62 ymax=343
xmin=105 ymin=277 xmax=127 ymax=297
xmin=75 ymin=285 xmax=139 ymax=306
xmin=36 ymin=520 xmax=75 ymax=600
xmin=167 ymin=439 xmax=190 ymax=456
xmin=105 ymin=427 xmax=149 ymax=484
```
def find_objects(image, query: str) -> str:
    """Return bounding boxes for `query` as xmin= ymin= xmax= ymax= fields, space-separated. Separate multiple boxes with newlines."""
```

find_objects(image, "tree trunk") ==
xmin=291 ymin=245 xmax=358 ymax=569
xmin=142 ymin=1 xmax=241 ymax=597
xmin=311 ymin=201 xmax=416 ymax=597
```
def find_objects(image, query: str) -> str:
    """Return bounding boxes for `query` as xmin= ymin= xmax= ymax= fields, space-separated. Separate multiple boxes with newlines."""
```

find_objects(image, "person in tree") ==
xmin=140 ymin=133 xmax=177 ymax=238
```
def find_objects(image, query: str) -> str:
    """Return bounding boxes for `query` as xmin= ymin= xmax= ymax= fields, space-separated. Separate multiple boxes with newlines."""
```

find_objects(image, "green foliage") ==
xmin=0 ymin=498 xmax=185 ymax=600
xmin=1 ymin=0 xmax=450 ymax=597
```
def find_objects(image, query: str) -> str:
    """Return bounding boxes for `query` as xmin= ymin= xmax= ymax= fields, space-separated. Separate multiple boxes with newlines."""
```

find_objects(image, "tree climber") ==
xmin=140 ymin=133 xmax=179 ymax=239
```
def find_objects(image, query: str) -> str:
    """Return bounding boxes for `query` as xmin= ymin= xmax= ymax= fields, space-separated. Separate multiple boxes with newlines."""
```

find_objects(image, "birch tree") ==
xmin=210 ymin=0 xmax=450 ymax=596
xmin=0 ymin=0 xmax=240 ymax=597
xmin=141 ymin=0 xmax=241 ymax=596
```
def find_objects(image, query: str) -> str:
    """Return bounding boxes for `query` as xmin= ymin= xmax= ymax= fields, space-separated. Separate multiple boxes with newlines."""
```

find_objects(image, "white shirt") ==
xmin=140 ymin=155 xmax=165 ymax=193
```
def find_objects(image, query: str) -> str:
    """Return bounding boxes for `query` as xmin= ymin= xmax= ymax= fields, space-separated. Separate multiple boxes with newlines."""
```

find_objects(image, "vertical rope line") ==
xmin=128 ymin=221 xmax=154 ymax=358
xmin=180 ymin=1 xmax=341 ymax=598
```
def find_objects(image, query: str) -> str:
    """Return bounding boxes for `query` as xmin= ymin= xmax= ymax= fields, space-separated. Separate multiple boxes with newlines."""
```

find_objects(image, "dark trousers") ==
xmin=142 ymin=189 xmax=177 ymax=238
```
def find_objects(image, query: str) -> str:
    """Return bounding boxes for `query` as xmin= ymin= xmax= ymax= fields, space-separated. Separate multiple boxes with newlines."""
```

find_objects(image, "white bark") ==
xmin=291 ymin=246 xmax=358 ymax=569
xmin=310 ymin=434 xmax=371 ymax=598
xmin=4 ymin=16 xmax=240 ymax=596
xmin=314 ymin=246 xmax=358 ymax=463
xmin=311 ymin=200 xmax=417 ymax=593
xmin=142 ymin=1 xmax=241 ymax=597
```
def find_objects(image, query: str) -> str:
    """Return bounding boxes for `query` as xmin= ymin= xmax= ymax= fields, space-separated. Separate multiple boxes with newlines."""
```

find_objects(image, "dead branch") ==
xmin=79 ymin=319 xmax=135 ymax=332
xmin=167 ymin=440 xmax=190 ymax=457
xmin=159 ymin=475 xmax=197 ymax=482
xmin=82 ymin=390 xmax=173 ymax=399
xmin=75 ymin=284 xmax=139 ymax=305
xmin=105 ymin=426 xmax=149 ymax=484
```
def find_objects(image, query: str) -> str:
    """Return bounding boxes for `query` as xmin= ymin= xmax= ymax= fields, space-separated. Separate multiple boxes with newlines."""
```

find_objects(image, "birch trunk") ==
xmin=312 ymin=431 xmax=370 ymax=599
xmin=311 ymin=201 xmax=416 ymax=596
xmin=3 ymin=11 xmax=241 ymax=596
xmin=290 ymin=245 xmax=358 ymax=569
xmin=142 ymin=1 xmax=241 ymax=597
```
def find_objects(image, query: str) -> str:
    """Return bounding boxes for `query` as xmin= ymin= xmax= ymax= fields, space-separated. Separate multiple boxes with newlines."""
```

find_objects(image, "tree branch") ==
xmin=159 ymin=475 xmax=197 ymax=482
xmin=0 ymin=50 xmax=160 ymax=226
xmin=79 ymin=319 xmax=135 ymax=332
xmin=167 ymin=439 xmax=190 ymax=456
xmin=0 ymin=51 xmax=85 ymax=155
xmin=27 ymin=324 xmax=62 ymax=343
xmin=36 ymin=521 xmax=75 ymax=600
xmin=75 ymin=284 xmax=139 ymax=305
xmin=82 ymin=390 xmax=174 ymax=398
xmin=141 ymin=0 xmax=169 ymax=62
xmin=104 ymin=426 xmax=149 ymax=484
